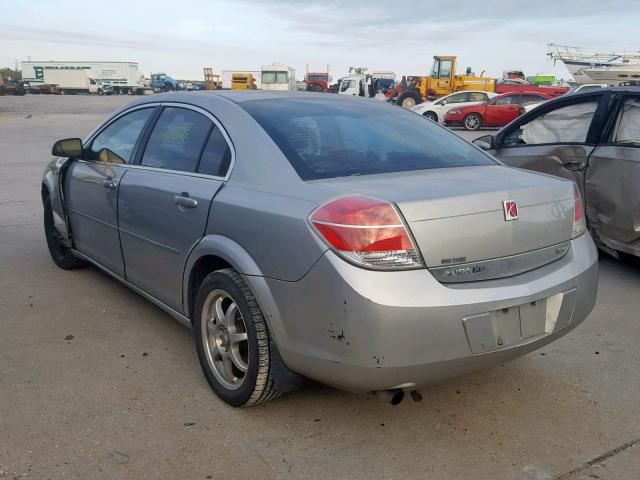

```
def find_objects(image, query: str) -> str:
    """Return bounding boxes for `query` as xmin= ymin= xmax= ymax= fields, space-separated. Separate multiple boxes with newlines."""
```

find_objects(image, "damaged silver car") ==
xmin=474 ymin=87 xmax=640 ymax=259
xmin=43 ymin=92 xmax=598 ymax=407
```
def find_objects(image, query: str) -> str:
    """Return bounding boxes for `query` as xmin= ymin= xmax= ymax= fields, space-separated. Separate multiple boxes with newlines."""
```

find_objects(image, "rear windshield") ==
xmin=241 ymin=98 xmax=496 ymax=180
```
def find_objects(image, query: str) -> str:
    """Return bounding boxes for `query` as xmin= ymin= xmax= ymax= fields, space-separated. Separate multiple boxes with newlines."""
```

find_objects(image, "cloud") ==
xmin=1 ymin=0 xmax=639 ymax=80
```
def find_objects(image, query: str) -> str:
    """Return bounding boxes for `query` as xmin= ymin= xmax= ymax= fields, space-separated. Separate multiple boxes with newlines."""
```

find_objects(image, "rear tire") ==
xmin=423 ymin=111 xmax=438 ymax=122
xmin=463 ymin=113 xmax=482 ymax=131
xmin=194 ymin=269 xmax=280 ymax=407
xmin=43 ymin=195 xmax=85 ymax=270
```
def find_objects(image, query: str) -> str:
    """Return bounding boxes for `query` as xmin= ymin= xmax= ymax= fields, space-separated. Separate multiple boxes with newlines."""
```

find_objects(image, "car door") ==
xmin=489 ymin=92 xmax=610 ymax=197
xmin=64 ymin=106 xmax=155 ymax=277
xmin=118 ymin=105 xmax=233 ymax=312
xmin=485 ymin=94 xmax=522 ymax=126
xmin=584 ymin=93 xmax=640 ymax=252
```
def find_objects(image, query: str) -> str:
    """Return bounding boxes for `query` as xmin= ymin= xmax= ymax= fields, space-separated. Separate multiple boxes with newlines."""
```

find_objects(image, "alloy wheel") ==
xmin=464 ymin=114 xmax=481 ymax=130
xmin=201 ymin=289 xmax=249 ymax=390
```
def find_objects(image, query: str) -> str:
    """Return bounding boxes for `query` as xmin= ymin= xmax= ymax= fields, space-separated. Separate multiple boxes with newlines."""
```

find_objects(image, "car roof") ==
xmin=152 ymin=90 xmax=344 ymax=104
xmin=562 ymin=85 xmax=640 ymax=98
xmin=494 ymin=91 xmax=553 ymax=98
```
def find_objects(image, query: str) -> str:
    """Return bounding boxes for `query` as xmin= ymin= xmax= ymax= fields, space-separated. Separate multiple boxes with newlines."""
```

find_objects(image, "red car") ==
xmin=445 ymin=91 xmax=555 ymax=130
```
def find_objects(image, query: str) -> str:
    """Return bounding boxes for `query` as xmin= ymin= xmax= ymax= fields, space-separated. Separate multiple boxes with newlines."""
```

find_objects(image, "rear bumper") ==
xmin=258 ymin=233 xmax=599 ymax=392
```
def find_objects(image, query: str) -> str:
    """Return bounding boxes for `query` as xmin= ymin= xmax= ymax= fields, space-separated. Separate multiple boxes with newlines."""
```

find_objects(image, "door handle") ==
xmin=103 ymin=179 xmax=117 ymax=191
xmin=174 ymin=193 xmax=198 ymax=209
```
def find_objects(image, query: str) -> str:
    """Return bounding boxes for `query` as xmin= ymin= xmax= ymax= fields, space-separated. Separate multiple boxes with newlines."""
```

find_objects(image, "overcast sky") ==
xmin=2 ymin=0 xmax=639 ymax=82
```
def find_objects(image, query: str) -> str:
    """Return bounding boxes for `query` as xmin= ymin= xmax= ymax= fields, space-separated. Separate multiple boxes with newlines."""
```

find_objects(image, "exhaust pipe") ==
xmin=373 ymin=389 xmax=405 ymax=405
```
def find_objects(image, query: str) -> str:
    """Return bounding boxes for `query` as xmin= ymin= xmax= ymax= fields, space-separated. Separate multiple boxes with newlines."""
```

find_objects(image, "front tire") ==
xmin=194 ymin=269 xmax=280 ymax=407
xmin=423 ymin=111 xmax=438 ymax=122
xmin=397 ymin=91 xmax=421 ymax=109
xmin=43 ymin=195 xmax=85 ymax=270
xmin=463 ymin=113 xmax=482 ymax=131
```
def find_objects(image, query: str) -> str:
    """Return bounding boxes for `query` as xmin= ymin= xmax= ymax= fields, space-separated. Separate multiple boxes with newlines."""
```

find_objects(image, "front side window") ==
xmin=613 ymin=97 xmax=640 ymax=145
xmin=141 ymin=107 xmax=211 ymax=172
xmin=503 ymin=101 xmax=599 ymax=146
xmin=438 ymin=60 xmax=452 ymax=79
xmin=89 ymin=108 xmax=153 ymax=163
xmin=494 ymin=95 xmax=517 ymax=106
xmin=242 ymin=98 xmax=496 ymax=180
xmin=340 ymin=80 xmax=355 ymax=92
xmin=262 ymin=71 xmax=288 ymax=84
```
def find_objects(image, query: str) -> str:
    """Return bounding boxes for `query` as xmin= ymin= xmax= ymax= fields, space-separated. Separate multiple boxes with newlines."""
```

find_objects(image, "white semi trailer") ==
xmin=21 ymin=61 xmax=143 ymax=94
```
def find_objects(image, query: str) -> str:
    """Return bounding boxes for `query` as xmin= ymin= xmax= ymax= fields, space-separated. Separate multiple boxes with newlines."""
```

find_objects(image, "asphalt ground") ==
xmin=1 ymin=94 xmax=638 ymax=480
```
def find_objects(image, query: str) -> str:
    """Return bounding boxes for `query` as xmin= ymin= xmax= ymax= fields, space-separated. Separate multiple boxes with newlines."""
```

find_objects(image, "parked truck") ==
xmin=21 ymin=61 xmax=143 ymax=94
xmin=231 ymin=73 xmax=257 ymax=90
xmin=337 ymin=67 xmax=394 ymax=100
xmin=40 ymin=69 xmax=108 ymax=95
xmin=261 ymin=63 xmax=296 ymax=91
xmin=304 ymin=69 xmax=331 ymax=92
xmin=0 ymin=72 xmax=26 ymax=96
xmin=150 ymin=73 xmax=177 ymax=92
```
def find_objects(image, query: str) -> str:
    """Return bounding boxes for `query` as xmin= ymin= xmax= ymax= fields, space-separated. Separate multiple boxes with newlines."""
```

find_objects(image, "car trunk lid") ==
xmin=310 ymin=165 xmax=575 ymax=275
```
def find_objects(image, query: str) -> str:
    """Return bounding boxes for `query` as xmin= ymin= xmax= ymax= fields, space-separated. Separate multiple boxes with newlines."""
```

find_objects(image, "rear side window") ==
xmin=521 ymin=94 xmax=546 ymax=104
xmin=241 ymin=98 xmax=496 ymax=180
xmin=198 ymin=127 xmax=232 ymax=176
xmin=469 ymin=92 xmax=487 ymax=102
xmin=141 ymin=107 xmax=211 ymax=172
xmin=90 ymin=108 xmax=153 ymax=163
xmin=613 ymin=98 xmax=640 ymax=145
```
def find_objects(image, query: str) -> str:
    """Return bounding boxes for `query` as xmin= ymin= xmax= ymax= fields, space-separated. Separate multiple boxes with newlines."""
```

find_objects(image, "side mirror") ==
xmin=441 ymin=100 xmax=447 ymax=105
xmin=472 ymin=135 xmax=495 ymax=151
xmin=52 ymin=138 xmax=83 ymax=157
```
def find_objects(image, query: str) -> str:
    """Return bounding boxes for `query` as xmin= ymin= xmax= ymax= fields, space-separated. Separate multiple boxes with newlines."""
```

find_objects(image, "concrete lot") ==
xmin=1 ymin=95 xmax=639 ymax=480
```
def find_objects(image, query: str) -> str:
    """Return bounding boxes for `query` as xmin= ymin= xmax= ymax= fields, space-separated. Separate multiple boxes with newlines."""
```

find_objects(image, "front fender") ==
xmin=182 ymin=235 xmax=287 ymax=344
xmin=42 ymin=157 xmax=72 ymax=241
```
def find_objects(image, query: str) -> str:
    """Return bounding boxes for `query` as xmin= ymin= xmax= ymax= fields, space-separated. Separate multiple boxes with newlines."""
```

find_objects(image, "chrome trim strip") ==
xmin=119 ymin=228 xmax=180 ymax=254
xmin=311 ymin=220 xmax=404 ymax=229
xmin=71 ymin=249 xmax=192 ymax=329
xmin=67 ymin=208 xmax=118 ymax=230
xmin=80 ymin=101 xmax=236 ymax=182
xmin=429 ymin=241 xmax=571 ymax=283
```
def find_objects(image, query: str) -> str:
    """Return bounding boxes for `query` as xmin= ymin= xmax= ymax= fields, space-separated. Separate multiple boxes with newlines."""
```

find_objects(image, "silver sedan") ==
xmin=42 ymin=91 xmax=598 ymax=406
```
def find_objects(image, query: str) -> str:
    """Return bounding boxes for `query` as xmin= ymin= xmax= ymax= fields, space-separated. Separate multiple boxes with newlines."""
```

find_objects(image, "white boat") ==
xmin=548 ymin=44 xmax=640 ymax=85
xmin=579 ymin=63 xmax=640 ymax=85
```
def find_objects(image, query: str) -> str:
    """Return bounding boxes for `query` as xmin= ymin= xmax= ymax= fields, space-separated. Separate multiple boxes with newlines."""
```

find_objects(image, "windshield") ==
xmin=241 ymin=98 xmax=496 ymax=180
xmin=262 ymin=71 xmax=288 ymax=84
xmin=307 ymin=74 xmax=327 ymax=82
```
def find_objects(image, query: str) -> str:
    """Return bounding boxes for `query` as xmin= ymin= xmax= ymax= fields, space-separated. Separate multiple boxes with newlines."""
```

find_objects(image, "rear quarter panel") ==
xmin=207 ymin=186 xmax=326 ymax=281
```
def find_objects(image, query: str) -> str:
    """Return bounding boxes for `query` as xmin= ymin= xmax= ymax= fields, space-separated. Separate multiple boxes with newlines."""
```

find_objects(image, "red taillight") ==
xmin=309 ymin=196 xmax=423 ymax=269
xmin=572 ymin=183 xmax=586 ymax=238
